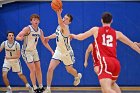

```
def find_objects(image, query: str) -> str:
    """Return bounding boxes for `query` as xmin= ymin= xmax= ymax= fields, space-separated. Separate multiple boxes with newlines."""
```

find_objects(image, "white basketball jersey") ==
xmin=3 ymin=40 xmax=20 ymax=61
xmin=55 ymin=25 xmax=72 ymax=53
xmin=22 ymin=25 xmax=41 ymax=51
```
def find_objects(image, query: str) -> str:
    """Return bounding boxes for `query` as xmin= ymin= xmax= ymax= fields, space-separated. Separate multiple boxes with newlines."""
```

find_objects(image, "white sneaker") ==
xmin=6 ymin=88 xmax=12 ymax=93
xmin=28 ymin=86 xmax=34 ymax=93
xmin=74 ymin=73 xmax=82 ymax=86
xmin=43 ymin=89 xmax=51 ymax=93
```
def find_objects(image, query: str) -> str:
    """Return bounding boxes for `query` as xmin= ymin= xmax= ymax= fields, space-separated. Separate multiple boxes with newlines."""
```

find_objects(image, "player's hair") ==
xmin=7 ymin=31 xmax=14 ymax=36
xmin=66 ymin=14 xmax=73 ymax=22
xmin=30 ymin=14 xmax=40 ymax=21
xmin=102 ymin=12 xmax=112 ymax=24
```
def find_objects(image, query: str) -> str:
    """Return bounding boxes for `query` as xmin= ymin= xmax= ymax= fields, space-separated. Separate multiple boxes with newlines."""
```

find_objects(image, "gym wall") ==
xmin=0 ymin=1 xmax=140 ymax=86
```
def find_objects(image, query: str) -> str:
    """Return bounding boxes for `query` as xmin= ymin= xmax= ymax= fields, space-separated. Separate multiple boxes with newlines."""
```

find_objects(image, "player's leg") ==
xmin=12 ymin=60 xmax=32 ymax=89
xmin=44 ymin=59 xmax=60 ymax=93
xmin=63 ymin=51 xmax=82 ymax=86
xmin=65 ymin=65 xmax=78 ymax=77
xmin=112 ymin=81 xmax=121 ymax=93
xmin=99 ymin=57 xmax=120 ymax=93
xmin=26 ymin=62 xmax=37 ymax=90
xmin=65 ymin=65 xmax=82 ymax=86
xmin=2 ymin=71 xmax=9 ymax=87
xmin=17 ymin=72 xmax=33 ymax=93
xmin=34 ymin=61 xmax=45 ymax=91
xmin=3 ymin=72 xmax=13 ymax=93
xmin=22 ymin=51 xmax=38 ymax=92
xmin=2 ymin=61 xmax=12 ymax=93
xmin=94 ymin=66 xmax=106 ymax=93
xmin=99 ymin=78 xmax=116 ymax=93
xmin=111 ymin=59 xmax=121 ymax=93
xmin=34 ymin=50 xmax=45 ymax=92
xmin=18 ymin=72 xmax=28 ymax=84
xmin=15 ymin=62 xmax=33 ymax=93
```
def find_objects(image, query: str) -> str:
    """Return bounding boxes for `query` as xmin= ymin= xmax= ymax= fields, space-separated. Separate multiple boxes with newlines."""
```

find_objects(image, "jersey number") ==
xmin=56 ymin=35 xmax=59 ymax=42
xmin=35 ymin=37 xmax=37 ymax=42
xmin=102 ymin=34 xmax=113 ymax=47
xmin=10 ymin=52 xmax=12 ymax=56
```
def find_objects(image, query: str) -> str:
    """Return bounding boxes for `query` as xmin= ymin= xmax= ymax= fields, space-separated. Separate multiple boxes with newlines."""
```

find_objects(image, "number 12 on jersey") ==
xmin=102 ymin=34 xmax=113 ymax=47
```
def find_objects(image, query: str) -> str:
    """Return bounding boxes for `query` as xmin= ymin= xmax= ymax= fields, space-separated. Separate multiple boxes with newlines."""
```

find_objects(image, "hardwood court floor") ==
xmin=0 ymin=90 xmax=140 ymax=93
xmin=0 ymin=87 xmax=140 ymax=93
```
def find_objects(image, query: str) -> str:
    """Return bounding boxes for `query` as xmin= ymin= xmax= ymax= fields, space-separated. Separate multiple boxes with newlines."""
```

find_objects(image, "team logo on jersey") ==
xmin=32 ymin=34 xmax=40 ymax=37
xmin=6 ymin=49 xmax=15 ymax=51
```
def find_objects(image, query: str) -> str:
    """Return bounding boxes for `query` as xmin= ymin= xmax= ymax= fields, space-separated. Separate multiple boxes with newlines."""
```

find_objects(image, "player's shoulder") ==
xmin=2 ymin=40 xmax=7 ymax=44
xmin=116 ymin=30 xmax=122 ymax=35
xmin=115 ymin=30 xmax=123 ymax=39
xmin=23 ymin=25 xmax=30 ymax=30
xmin=15 ymin=41 xmax=20 ymax=45
xmin=3 ymin=40 xmax=7 ymax=43
xmin=1 ymin=41 xmax=5 ymax=46
xmin=21 ymin=26 xmax=30 ymax=33
xmin=91 ymin=26 xmax=99 ymax=30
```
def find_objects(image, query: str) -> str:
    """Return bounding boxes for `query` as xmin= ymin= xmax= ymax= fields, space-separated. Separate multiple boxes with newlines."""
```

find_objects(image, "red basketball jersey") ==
xmin=95 ymin=26 xmax=117 ymax=58
xmin=92 ymin=42 xmax=99 ymax=67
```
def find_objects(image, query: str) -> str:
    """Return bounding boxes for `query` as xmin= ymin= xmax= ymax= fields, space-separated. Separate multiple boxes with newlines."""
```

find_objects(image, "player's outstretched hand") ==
xmin=56 ymin=9 xmax=62 ymax=15
xmin=69 ymin=34 xmax=76 ymax=40
xmin=84 ymin=61 xmax=88 ymax=68
xmin=45 ymin=37 xmax=50 ymax=43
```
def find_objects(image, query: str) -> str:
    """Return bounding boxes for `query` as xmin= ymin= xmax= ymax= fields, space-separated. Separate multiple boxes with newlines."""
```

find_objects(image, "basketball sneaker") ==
xmin=43 ymin=89 xmax=51 ymax=93
xmin=74 ymin=73 xmax=82 ymax=86
xmin=6 ymin=88 xmax=12 ymax=93
xmin=28 ymin=86 xmax=34 ymax=93
xmin=39 ymin=87 xmax=45 ymax=92
xmin=34 ymin=88 xmax=41 ymax=93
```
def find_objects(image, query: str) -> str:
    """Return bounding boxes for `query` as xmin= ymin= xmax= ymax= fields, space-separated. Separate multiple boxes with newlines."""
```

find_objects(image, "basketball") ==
xmin=51 ymin=0 xmax=62 ymax=12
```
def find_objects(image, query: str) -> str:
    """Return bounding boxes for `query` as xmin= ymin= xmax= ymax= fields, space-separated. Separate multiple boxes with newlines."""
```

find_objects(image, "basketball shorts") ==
xmin=98 ymin=57 xmax=120 ymax=80
xmin=2 ymin=59 xmax=22 ymax=73
xmin=52 ymin=49 xmax=75 ymax=66
xmin=21 ymin=49 xmax=40 ymax=63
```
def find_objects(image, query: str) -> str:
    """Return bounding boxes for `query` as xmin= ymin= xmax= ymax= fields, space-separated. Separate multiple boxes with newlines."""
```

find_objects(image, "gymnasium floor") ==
xmin=1 ymin=87 xmax=140 ymax=93
xmin=0 ymin=90 xmax=140 ymax=93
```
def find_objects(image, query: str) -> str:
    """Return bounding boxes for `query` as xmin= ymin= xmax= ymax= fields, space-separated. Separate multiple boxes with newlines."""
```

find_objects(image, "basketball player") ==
xmin=16 ymin=14 xmax=54 ymax=93
xmin=71 ymin=12 xmax=140 ymax=93
xmin=0 ymin=32 xmax=33 ymax=93
xmin=84 ymin=42 xmax=109 ymax=93
xmin=84 ymin=42 xmax=99 ymax=75
xmin=44 ymin=9 xmax=82 ymax=93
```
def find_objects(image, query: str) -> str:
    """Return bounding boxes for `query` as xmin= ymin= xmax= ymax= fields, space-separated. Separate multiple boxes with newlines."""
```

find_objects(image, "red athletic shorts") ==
xmin=98 ymin=57 xmax=121 ymax=80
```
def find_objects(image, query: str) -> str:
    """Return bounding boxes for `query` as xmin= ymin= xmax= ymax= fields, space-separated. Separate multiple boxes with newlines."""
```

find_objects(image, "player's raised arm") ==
xmin=56 ymin=9 xmax=66 ymax=30
xmin=16 ymin=27 xmax=30 ymax=41
xmin=84 ymin=43 xmax=93 ymax=68
xmin=116 ymin=31 xmax=140 ymax=54
xmin=40 ymin=30 xmax=54 ymax=55
xmin=56 ymin=9 xmax=70 ymax=36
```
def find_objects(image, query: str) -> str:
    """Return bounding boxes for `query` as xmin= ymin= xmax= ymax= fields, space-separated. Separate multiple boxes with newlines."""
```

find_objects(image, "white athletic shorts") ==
xmin=52 ymin=49 xmax=75 ymax=66
xmin=2 ymin=59 xmax=22 ymax=73
xmin=21 ymin=49 xmax=40 ymax=63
